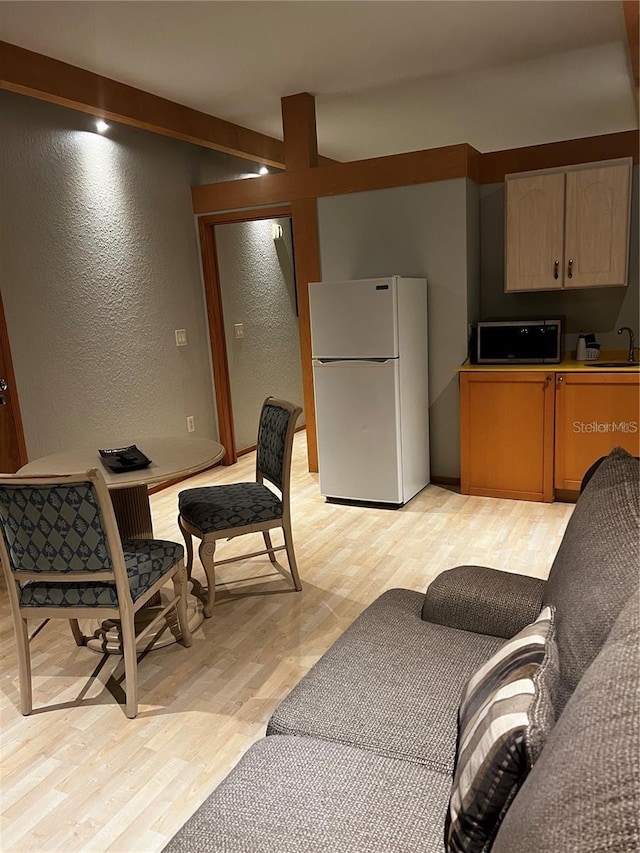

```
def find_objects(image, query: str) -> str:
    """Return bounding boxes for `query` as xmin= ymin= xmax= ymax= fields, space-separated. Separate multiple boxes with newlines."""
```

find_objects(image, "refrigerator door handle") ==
xmin=314 ymin=357 xmax=394 ymax=365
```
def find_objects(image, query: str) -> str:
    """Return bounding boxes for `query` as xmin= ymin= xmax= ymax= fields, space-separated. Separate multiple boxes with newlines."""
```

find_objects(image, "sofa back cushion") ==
xmin=491 ymin=588 xmax=639 ymax=853
xmin=542 ymin=446 xmax=639 ymax=710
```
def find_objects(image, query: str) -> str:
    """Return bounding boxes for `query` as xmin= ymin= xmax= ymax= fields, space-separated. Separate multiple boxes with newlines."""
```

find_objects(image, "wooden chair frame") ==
xmin=178 ymin=397 xmax=302 ymax=616
xmin=0 ymin=468 xmax=192 ymax=718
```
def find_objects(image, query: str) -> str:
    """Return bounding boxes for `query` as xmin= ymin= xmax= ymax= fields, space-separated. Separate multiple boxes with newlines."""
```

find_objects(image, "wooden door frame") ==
xmin=198 ymin=205 xmax=292 ymax=466
xmin=0 ymin=291 xmax=28 ymax=468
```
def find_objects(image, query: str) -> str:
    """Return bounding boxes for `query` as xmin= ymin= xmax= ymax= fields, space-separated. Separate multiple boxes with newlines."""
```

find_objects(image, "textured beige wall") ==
xmin=0 ymin=90 xmax=252 ymax=460
xmin=215 ymin=217 xmax=305 ymax=451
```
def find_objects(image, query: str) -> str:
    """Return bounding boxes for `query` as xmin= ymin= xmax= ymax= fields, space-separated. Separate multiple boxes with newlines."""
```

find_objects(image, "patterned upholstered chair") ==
xmin=178 ymin=397 xmax=302 ymax=617
xmin=0 ymin=468 xmax=192 ymax=719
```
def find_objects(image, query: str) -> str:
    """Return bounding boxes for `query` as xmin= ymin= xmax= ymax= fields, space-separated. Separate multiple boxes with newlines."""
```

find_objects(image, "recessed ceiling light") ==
xmin=258 ymin=166 xmax=269 ymax=175
xmin=95 ymin=120 xmax=109 ymax=134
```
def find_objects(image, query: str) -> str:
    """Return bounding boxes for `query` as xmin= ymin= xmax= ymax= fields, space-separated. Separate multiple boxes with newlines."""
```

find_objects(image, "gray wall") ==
xmin=215 ymin=216 xmax=304 ymax=450
xmin=0 ymin=90 xmax=252 ymax=460
xmin=480 ymin=167 xmax=639 ymax=352
xmin=318 ymin=179 xmax=478 ymax=478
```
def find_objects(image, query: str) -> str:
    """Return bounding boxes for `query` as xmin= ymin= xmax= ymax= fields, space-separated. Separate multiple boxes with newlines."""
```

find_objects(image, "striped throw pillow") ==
xmin=446 ymin=605 xmax=558 ymax=853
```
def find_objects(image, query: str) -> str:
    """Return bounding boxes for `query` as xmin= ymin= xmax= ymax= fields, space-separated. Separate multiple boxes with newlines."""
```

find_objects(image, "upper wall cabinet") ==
xmin=505 ymin=158 xmax=632 ymax=293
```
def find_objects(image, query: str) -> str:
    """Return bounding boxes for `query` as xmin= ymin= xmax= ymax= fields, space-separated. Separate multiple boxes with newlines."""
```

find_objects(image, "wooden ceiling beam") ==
xmin=622 ymin=0 xmax=639 ymax=122
xmin=192 ymin=143 xmax=473 ymax=213
xmin=622 ymin=0 xmax=639 ymax=92
xmin=0 ymin=40 xmax=293 ymax=168
xmin=282 ymin=93 xmax=319 ymax=171
xmin=281 ymin=92 xmax=322 ymax=472
xmin=479 ymin=130 xmax=639 ymax=183
xmin=192 ymin=131 xmax=638 ymax=214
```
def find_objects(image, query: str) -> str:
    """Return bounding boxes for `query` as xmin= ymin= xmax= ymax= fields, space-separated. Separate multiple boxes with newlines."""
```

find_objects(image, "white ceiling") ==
xmin=0 ymin=1 xmax=637 ymax=161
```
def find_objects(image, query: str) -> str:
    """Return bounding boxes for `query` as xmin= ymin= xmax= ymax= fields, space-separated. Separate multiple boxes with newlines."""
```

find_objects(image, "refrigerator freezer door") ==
xmin=309 ymin=278 xmax=398 ymax=359
xmin=313 ymin=359 xmax=402 ymax=503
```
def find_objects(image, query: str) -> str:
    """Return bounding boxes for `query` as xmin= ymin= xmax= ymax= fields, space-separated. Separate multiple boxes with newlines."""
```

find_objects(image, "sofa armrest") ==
xmin=422 ymin=565 xmax=545 ymax=638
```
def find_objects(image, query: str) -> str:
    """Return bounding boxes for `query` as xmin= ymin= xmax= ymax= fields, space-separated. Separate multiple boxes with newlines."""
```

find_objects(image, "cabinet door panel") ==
xmin=505 ymin=173 xmax=565 ymax=292
xmin=564 ymin=163 xmax=631 ymax=288
xmin=554 ymin=373 xmax=640 ymax=490
xmin=460 ymin=372 xmax=555 ymax=502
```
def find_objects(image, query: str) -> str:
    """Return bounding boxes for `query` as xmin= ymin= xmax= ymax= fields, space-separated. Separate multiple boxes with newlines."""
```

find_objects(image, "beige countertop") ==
xmin=459 ymin=351 xmax=640 ymax=373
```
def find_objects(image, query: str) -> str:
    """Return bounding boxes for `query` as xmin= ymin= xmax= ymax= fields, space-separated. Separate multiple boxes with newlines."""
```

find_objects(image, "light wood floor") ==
xmin=0 ymin=433 xmax=574 ymax=852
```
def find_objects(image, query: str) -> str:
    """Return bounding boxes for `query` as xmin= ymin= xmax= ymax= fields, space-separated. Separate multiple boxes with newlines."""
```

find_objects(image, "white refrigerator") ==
xmin=309 ymin=276 xmax=430 ymax=506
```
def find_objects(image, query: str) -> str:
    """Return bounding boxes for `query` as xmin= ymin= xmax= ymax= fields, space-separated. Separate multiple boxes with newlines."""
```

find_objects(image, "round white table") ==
xmin=19 ymin=437 xmax=225 ymax=652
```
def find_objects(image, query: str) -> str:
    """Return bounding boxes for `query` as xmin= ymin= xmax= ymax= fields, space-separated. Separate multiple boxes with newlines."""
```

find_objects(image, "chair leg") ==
xmin=282 ymin=521 xmax=302 ymax=592
xmin=199 ymin=540 xmax=217 ymax=618
xmin=69 ymin=619 xmax=86 ymax=646
xmin=178 ymin=515 xmax=194 ymax=576
xmin=263 ymin=530 xmax=277 ymax=564
xmin=120 ymin=612 xmax=138 ymax=719
xmin=173 ymin=562 xmax=192 ymax=647
xmin=14 ymin=616 xmax=32 ymax=715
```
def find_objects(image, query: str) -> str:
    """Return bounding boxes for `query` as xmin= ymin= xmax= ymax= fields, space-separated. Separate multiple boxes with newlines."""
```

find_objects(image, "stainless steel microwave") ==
xmin=475 ymin=320 xmax=563 ymax=364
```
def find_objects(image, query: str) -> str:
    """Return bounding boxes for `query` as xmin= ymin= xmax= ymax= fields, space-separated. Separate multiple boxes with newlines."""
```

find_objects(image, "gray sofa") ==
xmin=165 ymin=447 xmax=639 ymax=853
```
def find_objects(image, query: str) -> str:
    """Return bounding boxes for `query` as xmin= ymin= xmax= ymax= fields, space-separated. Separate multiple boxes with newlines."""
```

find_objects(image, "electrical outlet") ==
xmin=234 ymin=323 xmax=244 ymax=339
xmin=175 ymin=329 xmax=188 ymax=346
xmin=186 ymin=416 xmax=195 ymax=433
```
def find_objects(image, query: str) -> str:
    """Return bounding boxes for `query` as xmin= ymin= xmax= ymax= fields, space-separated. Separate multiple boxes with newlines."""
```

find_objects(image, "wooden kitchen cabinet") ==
xmin=505 ymin=172 xmax=565 ymax=292
xmin=505 ymin=159 xmax=632 ymax=293
xmin=460 ymin=371 xmax=555 ymax=502
xmin=461 ymin=367 xmax=640 ymax=501
xmin=554 ymin=373 xmax=640 ymax=490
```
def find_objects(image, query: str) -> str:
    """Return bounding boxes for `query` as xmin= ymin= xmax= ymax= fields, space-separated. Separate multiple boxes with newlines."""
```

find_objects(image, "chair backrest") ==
xmin=0 ymin=468 xmax=130 ymax=602
xmin=255 ymin=397 xmax=302 ymax=495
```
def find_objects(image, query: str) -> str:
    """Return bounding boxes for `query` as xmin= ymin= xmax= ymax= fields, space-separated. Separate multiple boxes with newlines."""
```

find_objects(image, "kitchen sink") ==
xmin=586 ymin=361 xmax=639 ymax=367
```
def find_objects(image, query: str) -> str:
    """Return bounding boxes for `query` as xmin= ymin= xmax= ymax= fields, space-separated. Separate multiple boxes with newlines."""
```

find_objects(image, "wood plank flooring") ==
xmin=0 ymin=433 xmax=574 ymax=852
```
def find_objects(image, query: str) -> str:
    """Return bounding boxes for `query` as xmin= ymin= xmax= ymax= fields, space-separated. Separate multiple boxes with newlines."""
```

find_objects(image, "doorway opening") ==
xmin=198 ymin=206 xmax=305 ymax=464
xmin=0 ymin=291 xmax=28 ymax=471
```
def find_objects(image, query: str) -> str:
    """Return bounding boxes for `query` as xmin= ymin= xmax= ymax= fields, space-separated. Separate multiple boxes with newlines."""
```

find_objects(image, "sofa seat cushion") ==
xmin=492 ymin=588 xmax=640 ymax=853
xmin=542 ymin=447 xmax=639 ymax=710
xmin=268 ymin=589 xmax=504 ymax=774
xmin=163 ymin=735 xmax=453 ymax=853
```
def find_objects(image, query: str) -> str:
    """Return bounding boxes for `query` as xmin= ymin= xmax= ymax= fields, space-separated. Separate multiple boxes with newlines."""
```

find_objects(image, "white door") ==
xmin=309 ymin=278 xmax=398 ymax=358
xmin=313 ymin=359 xmax=402 ymax=503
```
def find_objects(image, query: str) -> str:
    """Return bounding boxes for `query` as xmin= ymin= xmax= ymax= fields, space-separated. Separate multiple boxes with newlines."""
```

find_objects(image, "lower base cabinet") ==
xmin=460 ymin=369 xmax=640 ymax=501
xmin=460 ymin=372 xmax=555 ymax=502
xmin=554 ymin=373 xmax=640 ymax=490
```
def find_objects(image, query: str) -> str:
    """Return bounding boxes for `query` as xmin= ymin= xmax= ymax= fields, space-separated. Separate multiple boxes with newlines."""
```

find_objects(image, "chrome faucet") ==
xmin=617 ymin=326 xmax=636 ymax=362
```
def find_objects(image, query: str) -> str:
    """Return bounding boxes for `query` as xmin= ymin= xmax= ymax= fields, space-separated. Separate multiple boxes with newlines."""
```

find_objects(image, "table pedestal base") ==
xmin=85 ymin=591 xmax=204 ymax=655
xmin=110 ymin=486 xmax=154 ymax=540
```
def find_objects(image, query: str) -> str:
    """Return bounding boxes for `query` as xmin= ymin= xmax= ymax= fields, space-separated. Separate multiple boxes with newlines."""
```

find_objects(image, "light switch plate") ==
xmin=175 ymin=329 xmax=188 ymax=346
xmin=186 ymin=416 xmax=195 ymax=432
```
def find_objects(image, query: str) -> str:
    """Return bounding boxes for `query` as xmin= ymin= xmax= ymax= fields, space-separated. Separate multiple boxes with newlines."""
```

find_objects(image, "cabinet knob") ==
xmin=557 ymin=375 xmax=564 ymax=384
xmin=553 ymin=260 xmax=559 ymax=280
xmin=567 ymin=259 xmax=573 ymax=279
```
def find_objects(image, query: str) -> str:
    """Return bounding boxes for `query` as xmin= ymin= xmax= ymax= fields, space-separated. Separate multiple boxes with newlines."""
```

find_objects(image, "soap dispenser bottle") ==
xmin=576 ymin=333 xmax=588 ymax=361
